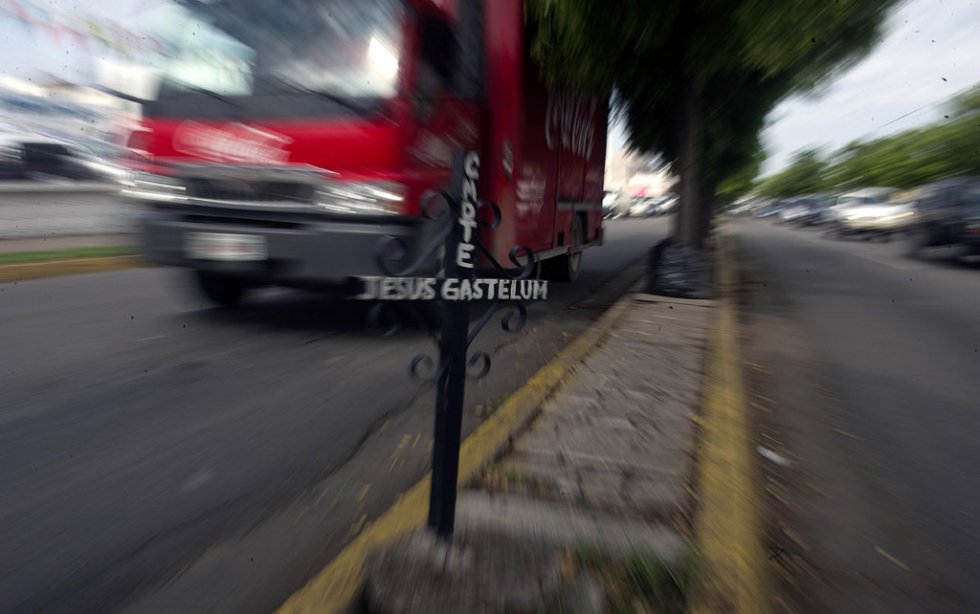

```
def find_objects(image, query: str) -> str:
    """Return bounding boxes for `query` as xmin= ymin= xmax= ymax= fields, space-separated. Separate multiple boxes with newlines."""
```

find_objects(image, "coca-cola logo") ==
xmin=544 ymin=92 xmax=597 ymax=159
xmin=173 ymin=122 xmax=293 ymax=164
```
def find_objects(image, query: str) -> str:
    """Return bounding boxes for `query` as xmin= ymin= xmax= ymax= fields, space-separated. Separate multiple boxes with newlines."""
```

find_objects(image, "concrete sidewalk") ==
xmin=465 ymin=294 xmax=709 ymax=533
xmin=365 ymin=291 xmax=713 ymax=612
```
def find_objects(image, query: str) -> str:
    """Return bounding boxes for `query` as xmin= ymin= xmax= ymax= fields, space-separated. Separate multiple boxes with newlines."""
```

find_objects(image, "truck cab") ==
xmin=126 ymin=0 xmax=606 ymax=306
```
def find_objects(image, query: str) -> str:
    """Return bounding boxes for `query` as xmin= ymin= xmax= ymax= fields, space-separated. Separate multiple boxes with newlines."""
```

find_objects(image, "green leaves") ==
xmin=525 ymin=0 xmax=900 ymax=236
xmin=757 ymin=148 xmax=830 ymax=197
xmin=826 ymin=100 xmax=980 ymax=190
xmin=758 ymin=84 xmax=980 ymax=196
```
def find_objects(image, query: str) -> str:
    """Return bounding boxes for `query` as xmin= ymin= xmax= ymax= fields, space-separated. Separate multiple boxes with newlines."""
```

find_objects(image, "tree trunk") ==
xmin=673 ymin=82 xmax=704 ymax=249
xmin=701 ymin=179 xmax=717 ymax=241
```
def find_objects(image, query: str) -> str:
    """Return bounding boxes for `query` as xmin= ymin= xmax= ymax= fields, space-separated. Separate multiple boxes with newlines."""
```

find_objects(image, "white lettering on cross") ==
xmin=457 ymin=152 xmax=480 ymax=269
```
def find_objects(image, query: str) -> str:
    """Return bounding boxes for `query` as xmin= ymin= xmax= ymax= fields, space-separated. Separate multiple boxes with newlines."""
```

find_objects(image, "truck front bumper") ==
xmin=140 ymin=205 xmax=432 ymax=288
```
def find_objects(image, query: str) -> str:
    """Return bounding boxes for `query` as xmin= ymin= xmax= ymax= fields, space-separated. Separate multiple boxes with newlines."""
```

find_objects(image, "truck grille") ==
xmin=186 ymin=178 xmax=314 ymax=204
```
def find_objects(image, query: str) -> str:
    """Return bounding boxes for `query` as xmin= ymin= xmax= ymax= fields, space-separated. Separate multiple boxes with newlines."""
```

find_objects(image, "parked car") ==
xmin=800 ymin=194 xmax=834 ymax=226
xmin=730 ymin=201 xmax=755 ymax=216
xmin=905 ymin=176 xmax=980 ymax=257
xmin=655 ymin=193 xmax=679 ymax=215
xmin=789 ymin=194 xmax=834 ymax=226
xmin=629 ymin=197 xmax=659 ymax=218
xmin=753 ymin=202 xmax=784 ymax=219
xmin=605 ymin=191 xmax=633 ymax=219
xmin=777 ymin=197 xmax=812 ymax=224
xmin=838 ymin=190 xmax=917 ymax=238
xmin=602 ymin=190 xmax=617 ymax=219
xmin=0 ymin=135 xmax=122 ymax=182
xmin=825 ymin=187 xmax=898 ymax=237
xmin=770 ymin=194 xmax=832 ymax=226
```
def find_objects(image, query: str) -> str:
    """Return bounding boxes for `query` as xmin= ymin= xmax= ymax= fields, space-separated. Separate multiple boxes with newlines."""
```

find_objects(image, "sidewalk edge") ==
xmin=276 ymin=288 xmax=637 ymax=614
xmin=690 ymin=234 xmax=770 ymax=614
xmin=0 ymin=256 xmax=147 ymax=283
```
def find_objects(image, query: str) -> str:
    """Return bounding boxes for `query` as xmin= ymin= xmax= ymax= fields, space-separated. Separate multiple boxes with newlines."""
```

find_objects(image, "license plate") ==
xmin=186 ymin=232 xmax=267 ymax=261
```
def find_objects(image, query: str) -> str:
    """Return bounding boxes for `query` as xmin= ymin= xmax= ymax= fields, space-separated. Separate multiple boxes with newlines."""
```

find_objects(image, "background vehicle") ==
xmin=605 ymin=190 xmax=633 ymax=219
xmin=730 ymin=196 xmax=768 ymax=217
xmin=777 ymin=197 xmax=811 ymax=224
xmin=825 ymin=187 xmax=897 ymax=237
xmin=128 ymin=0 xmax=607 ymax=306
xmin=794 ymin=194 xmax=834 ymax=226
xmin=0 ymin=135 xmax=121 ymax=182
xmin=602 ymin=190 xmax=617 ymax=218
xmin=776 ymin=194 xmax=833 ymax=226
xmin=753 ymin=201 xmax=784 ymax=219
xmin=905 ymin=176 xmax=980 ymax=257
xmin=654 ymin=192 xmax=678 ymax=215
xmin=838 ymin=190 xmax=916 ymax=238
xmin=628 ymin=196 xmax=658 ymax=218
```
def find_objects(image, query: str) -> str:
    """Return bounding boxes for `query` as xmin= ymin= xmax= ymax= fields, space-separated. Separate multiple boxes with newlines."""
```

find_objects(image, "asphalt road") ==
xmin=734 ymin=219 xmax=980 ymax=612
xmin=0 ymin=216 xmax=670 ymax=613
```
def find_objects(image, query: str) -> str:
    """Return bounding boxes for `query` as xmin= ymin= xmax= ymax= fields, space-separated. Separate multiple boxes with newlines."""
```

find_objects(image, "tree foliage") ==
xmin=756 ymin=85 xmax=980 ymax=196
xmin=826 ymin=86 xmax=980 ymax=189
xmin=527 ymin=0 xmax=900 ymax=245
xmin=757 ymin=148 xmax=828 ymax=198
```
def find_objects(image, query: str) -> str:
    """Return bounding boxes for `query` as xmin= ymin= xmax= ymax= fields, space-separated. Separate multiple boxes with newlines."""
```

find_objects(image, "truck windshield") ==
xmin=137 ymin=0 xmax=405 ymax=118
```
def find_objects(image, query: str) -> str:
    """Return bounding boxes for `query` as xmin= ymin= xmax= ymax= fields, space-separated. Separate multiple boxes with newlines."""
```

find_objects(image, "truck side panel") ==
xmin=583 ymin=99 xmax=608 ymax=242
xmin=481 ymin=0 xmax=523 ymax=263
xmin=540 ymin=88 xmax=607 ymax=249
xmin=483 ymin=0 xmax=606 ymax=266
xmin=514 ymin=45 xmax=559 ymax=254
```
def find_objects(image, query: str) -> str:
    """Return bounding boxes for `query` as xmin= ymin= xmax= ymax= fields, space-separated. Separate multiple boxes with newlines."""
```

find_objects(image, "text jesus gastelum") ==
xmin=356 ymin=277 xmax=549 ymax=302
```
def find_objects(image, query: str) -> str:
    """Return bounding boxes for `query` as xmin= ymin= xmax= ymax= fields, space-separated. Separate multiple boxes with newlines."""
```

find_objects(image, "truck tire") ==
xmin=541 ymin=216 xmax=583 ymax=282
xmin=195 ymin=271 xmax=250 ymax=308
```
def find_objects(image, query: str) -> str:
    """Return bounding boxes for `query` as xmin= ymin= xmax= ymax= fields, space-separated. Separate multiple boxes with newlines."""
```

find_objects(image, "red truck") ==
xmin=127 ymin=0 xmax=607 ymax=306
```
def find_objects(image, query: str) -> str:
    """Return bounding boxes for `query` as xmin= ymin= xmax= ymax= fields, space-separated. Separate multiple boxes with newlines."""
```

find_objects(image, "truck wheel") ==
xmin=542 ymin=216 xmax=584 ymax=282
xmin=195 ymin=271 xmax=249 ymax=308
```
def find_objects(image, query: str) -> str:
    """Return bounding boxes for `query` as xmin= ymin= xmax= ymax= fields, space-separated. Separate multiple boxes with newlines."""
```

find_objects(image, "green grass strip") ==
xmin=0 ymin=245 xmax=137 ymax=265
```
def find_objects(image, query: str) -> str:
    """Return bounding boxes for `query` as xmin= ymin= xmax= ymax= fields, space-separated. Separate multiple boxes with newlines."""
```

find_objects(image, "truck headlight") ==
xmin=314 ymin=181 xmax=405 ymax=215
xmin=122 ymin=173 xmax=187 ymax=202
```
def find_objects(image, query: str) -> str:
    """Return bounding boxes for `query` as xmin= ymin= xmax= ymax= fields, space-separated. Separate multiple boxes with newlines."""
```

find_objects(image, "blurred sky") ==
xmin=1 ymin=0 xmax=149 ymax=81
xmin=2 ymin=0 xmax=978 ymax=176
xmin=761 ymin=0 xmax=980 ymax=175
xmin=606 ymin=0 xmax=980 ymax=176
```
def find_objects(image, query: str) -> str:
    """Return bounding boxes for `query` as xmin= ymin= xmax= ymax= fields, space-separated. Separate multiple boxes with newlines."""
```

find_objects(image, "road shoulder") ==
xmin=0 ymin=235 xmax=141 ymax=282
xmin=689 ymin=234 xmax=771 ymax=614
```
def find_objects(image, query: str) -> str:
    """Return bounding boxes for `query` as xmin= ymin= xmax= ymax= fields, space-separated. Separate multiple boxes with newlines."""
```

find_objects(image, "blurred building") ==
xmin=0 ymin=74 xmax=138 ymax=153
xmin=605 ymin=145 xmax=675 ymax=196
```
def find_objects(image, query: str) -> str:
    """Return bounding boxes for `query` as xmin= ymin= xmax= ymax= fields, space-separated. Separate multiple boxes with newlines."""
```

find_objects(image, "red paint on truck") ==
xmin=131 ymin=0 xmax=606 ymax=295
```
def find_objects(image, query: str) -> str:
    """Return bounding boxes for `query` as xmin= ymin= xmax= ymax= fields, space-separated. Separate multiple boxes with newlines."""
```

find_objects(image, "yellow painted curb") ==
xmin=691 ymin=236 xmax=770 ymax=614
xmin=0 ymin=256 xmax=147 ymax=283
xmin=276 ymin=288 xmax=636 ymax=614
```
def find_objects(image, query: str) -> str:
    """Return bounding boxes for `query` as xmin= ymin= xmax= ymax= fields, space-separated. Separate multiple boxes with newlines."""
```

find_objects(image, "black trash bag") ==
xmin=646 ymin=237 xmax=711 ymax=299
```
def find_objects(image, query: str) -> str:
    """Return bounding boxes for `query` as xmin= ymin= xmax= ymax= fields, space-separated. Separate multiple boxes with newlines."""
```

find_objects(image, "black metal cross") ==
xmin=352 ymin=150 xmax=546 ymax=540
